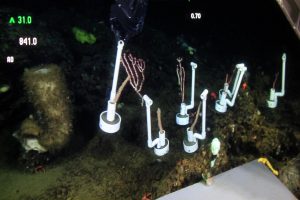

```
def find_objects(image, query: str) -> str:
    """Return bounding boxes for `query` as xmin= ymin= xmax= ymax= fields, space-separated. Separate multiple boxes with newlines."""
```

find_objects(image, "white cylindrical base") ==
xmin=154 ymin=138 xmax=169 ymax=156
xmin=99 ymin=111 xmax=121 ymax=133
xmin=183 ymin=136 xmax=198 ymax=153
xmin=176 ymin=113 xmax=189 ymax=125
xmin=267 ymin=100 xmax=277 ymax=108
xmin=215 ymin=100 xmax=227 ymax=113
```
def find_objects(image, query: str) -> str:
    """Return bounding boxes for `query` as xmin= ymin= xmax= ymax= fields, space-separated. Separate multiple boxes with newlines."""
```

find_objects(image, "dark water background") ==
xmin=1 ymin=0 xmax=299 ymax=84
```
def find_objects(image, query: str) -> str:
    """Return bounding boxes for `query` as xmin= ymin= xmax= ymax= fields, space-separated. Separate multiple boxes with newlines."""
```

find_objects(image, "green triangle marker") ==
xmin=9 ymin=17 xmax=15 ymax=24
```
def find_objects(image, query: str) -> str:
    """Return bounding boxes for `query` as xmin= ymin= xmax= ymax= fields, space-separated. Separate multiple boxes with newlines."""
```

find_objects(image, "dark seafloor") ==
xmin=0 ymin=0 xmax=300 ymax=199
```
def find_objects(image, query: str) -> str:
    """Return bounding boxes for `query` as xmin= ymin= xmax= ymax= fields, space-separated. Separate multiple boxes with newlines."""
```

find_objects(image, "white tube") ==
xmin=224 ymin=82 xmax=231 ymax=97
xmin=106 ymin=100 xmax=116 ymax=121
xmin=194 ymin=132 xmax=206 ymax=140
xmin=180 ymin=103 xmax=187 ymax=115
xmin=149 ymin=138 xmax=160 ymax=148
xmin=269 ymin=88 xmax=276 ymax=101
xmin=186 ymin=128 xmax=195 ymax=142
xmin=267 ymin=53 xmax=287 ymax=108
xmin=220 ymin=91 xmax=227 ymax=105
xmin=186 ymin=62 xmax=197 ymax=110
xmin=194 ymin=89 xmax=208 ymax=140
xmin=231 ymin=69 xmax=241 ymax=97
xmin=159 ymin=130 xmax=166 ymax=147
xmin=110 ymin=40 xmax=125 ymax=101
xmin=226 ymin=64 xmax=247 ymax=107
xmin=276 ymin=53 xmax=286 ymax=97
xmin=201 ymin=89 xmax=208 ymax=136
xmin=143 ymin=95 xmax=160 ymax=148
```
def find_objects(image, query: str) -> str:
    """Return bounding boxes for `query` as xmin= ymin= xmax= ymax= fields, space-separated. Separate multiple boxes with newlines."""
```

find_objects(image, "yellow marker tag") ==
xmin=258 ymin=157 xmax=279 ymax=176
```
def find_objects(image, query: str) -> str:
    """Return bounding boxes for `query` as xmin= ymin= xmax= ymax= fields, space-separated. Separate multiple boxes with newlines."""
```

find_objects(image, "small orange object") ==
xmin=242 ymin=82 xmax=247 ymax=90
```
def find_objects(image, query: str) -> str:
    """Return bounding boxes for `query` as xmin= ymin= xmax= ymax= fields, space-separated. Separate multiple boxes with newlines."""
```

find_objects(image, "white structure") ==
xmin=183 ymin=89 xmax=208 ymax=153
xmin=143 ymin=95 xmax=169 ymax=156
xmin=99 ymin=40 xmax=124 ymax=133
xmin=215 ymin=64 xmax=247 ymax=113
xmin=176 ymin=62 xmax=197 ymax=125
xmin=157 ymin=160 xmax=297 ymax=200
xmin=210 ymin=138 xmax=221 ymax=167
xmin=267 ymin=53 xmax=287 ymax=108
xmin=13 ymin=132 xmax=47 ymax=153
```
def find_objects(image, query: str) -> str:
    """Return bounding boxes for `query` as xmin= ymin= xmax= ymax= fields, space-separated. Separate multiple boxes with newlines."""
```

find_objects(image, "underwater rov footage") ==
xmin=0 ymin=0 xmax=299 ymax=199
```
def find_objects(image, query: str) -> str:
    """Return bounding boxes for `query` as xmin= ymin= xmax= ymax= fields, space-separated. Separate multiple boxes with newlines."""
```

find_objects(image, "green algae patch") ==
xmin=72 ymin=27 xmax=96 ymax=44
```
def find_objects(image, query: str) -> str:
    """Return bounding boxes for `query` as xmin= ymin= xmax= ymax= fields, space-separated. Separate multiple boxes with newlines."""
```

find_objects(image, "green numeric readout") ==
xmin=9 ymin=16 xmax=32 ymax=24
